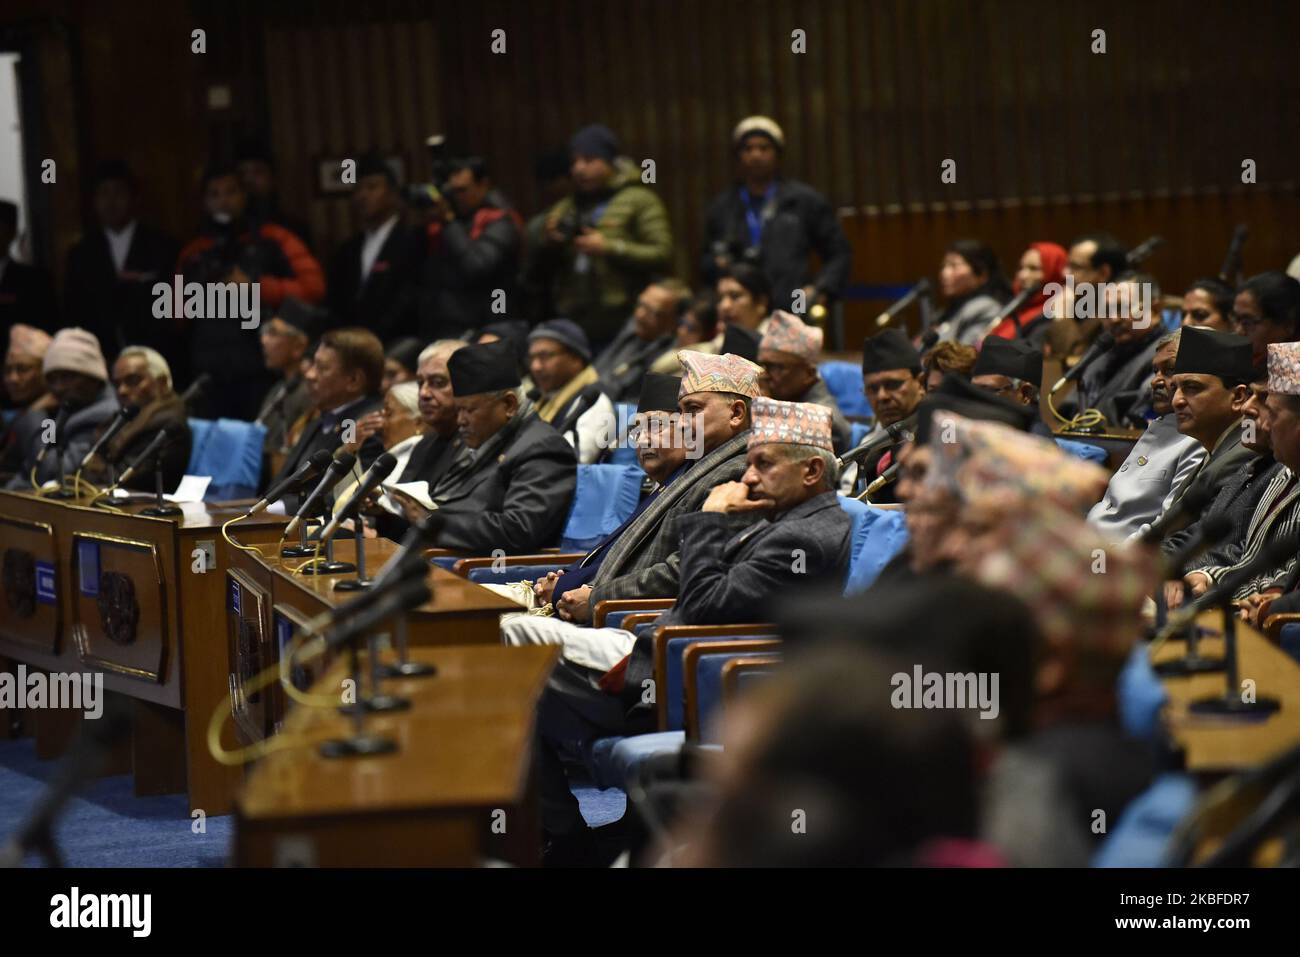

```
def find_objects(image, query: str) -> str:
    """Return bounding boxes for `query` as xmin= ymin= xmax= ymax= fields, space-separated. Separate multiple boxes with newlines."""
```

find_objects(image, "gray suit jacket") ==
xmin=588 ymin=430 xmax=752 ymax=606
xmin=620 ymin=489 xmax=851 ymax=705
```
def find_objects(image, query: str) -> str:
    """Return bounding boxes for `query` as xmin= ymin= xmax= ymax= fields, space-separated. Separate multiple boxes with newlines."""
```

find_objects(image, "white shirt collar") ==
xmin=104 ymin=220 xmax=137 ymax=273
xmin=360 ymin=215 xmax=400 ymax=279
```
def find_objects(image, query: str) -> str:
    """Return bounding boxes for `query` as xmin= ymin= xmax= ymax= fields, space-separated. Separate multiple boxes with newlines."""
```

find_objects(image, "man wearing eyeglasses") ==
xmin=755 ymin=310 xmax=850 ymax=453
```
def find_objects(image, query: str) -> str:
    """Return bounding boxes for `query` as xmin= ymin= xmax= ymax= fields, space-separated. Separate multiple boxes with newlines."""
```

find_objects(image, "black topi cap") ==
xmin=637 ymin=374 xmax=682 ymax=414
xmin=972 ymin=337 xmax=1043 ymax=386
xmin=447 ymin=339 xmax=522 ymax=396
xmin=862 ymin=328 xmax=921 ymax=375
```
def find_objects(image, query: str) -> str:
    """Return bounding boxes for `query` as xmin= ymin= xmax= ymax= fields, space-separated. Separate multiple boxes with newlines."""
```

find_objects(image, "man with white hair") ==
xmin=84 ymin=344 xmax=192 ymax=490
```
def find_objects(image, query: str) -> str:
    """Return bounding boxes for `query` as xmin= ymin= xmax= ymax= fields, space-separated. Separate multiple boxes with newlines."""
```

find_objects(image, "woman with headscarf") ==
xmin=931 ymin=239 xmax=1013 ymax=346
xmin=990 ymin=241 xmax=1067 ymax=344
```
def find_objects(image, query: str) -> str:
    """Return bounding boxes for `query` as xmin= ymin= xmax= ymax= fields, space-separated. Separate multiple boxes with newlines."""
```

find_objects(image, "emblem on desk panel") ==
xmin=96 ymin=571 xmax=140 ymax=646
xmin=35 ymin=561 xmax=56 ymax=605
xmin=237 ymin=617 xmax=264 ymax=704
xmin=2 ymin=548 xmax=36 ymax=618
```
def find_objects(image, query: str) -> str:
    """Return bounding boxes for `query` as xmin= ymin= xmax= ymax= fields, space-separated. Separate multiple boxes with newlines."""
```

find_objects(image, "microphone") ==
xmin=1126 ymin=235 xmax=1165 ymax=267
xmin=861 ymin=460 xmax=901 ymax=501
xmin=318 ymin=452 xmax=399 ymax=545
xmin=875 ymin=278 xmax=931 ymax=328
xmin=1218 ymin=224 xmax=1249 ymax=286
xmin=78 ymin=404 xmax=139 ymax=471
xmin=297 ymin=550 xmax=431 ymax=643
xmin=1161 ymin=513 xmax=1233 ymax=580
xmin=979 ymin=282 xmax=1042 ymax=338
xmin=319 ymin=577 xmax=432 ymax=654
xmin=115 ymin=425 xmax=182 ymax=488
xmin=370 ymin=511 xmax=447 ymax=590
xmin=1139 ymin=481 xmax=1217 ymax=546
xmin=249 ymin=449 xmax=333 ymax=516
xmin=837 ymin=412 xmax=919 ymax=468
xmin=1049 ymin=331 xmax=1116 ymax=395
xmin=284 ymin=450 xmax=356 ymax=539
xmin=34 ymin=407 xmax=70 ymax=466
xmin=179 ymin=373 xmax=212 ymax=408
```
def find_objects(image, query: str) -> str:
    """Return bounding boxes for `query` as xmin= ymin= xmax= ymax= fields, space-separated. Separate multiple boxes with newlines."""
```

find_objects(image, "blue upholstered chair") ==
xmin=692 ymin=648 xmax=783 ymax=743
xmin=604 ymin=403 xmax=640 ymax=466
xmin=1054 ymin=437 xmax=1108 ymax=465
xmin=186 ymin=418 xmax=267 ymax=500
xmin=837 ymin=495 xmax=910 ymax=595
xmin=438 ymin=462 xmax=645 ymax=575
xmin=819 ymin=361 xmax=872 ymax=418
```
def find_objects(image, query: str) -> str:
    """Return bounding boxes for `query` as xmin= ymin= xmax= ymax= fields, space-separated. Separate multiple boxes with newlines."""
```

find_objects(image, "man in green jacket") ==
xmin=529 ymin=124 xmax=674 ymax=348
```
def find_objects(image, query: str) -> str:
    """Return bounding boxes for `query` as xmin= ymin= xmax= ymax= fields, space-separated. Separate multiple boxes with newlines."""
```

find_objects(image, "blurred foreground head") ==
xmin=672 ymin=642 xmax=985 ymax=867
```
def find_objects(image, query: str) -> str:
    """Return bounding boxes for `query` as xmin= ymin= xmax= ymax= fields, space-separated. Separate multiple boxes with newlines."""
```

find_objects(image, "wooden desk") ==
xmin=0 ymin=490 xmax=288 ymax=812
xmin=234 ymin=644 xmax=557 ymax=867
xmin=1155 ymin=611 xmax=1300 ymax=772
xmin=222 ymin=531 xmax=520 ymax=756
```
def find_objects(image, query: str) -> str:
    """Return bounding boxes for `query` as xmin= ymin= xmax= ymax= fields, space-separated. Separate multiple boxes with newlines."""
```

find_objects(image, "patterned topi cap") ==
xmin=678 ymin=351 xmax=762 ymax=399
xmin=748 ymin=397 xmax=835 ymax=452
xmin=759 ymin=310 xmax=823 ymax=364
xmin=1267 ymin=341 xmax=1300 ymax=396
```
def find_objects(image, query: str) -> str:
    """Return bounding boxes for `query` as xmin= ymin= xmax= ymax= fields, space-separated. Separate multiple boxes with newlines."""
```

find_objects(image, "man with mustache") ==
xmin=839 ymin=327 xmax=925 ymax=498
xmin=1086 ymin=330 xmax=1206 ymax=544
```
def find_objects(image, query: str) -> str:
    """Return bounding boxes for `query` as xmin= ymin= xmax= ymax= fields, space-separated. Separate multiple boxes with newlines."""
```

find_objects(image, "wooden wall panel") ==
xmin=3 ymin=0 xmax=1297 ymax=326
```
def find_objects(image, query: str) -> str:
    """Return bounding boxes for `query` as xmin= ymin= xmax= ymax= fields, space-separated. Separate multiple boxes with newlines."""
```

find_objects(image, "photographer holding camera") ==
xmin=527 ymin=124 xmax=673 ymax=350
xmin=416 ymin=155 xmax=524 ymax=341
xmin=176 ymin=163 xmax=325 ymax=419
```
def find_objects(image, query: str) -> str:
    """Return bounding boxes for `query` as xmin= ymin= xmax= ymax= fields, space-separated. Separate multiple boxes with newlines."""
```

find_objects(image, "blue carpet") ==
xmin=0 ymin=739 xmax=232 ymax=867
xmin=1 ymin=738 xmax=625 ymax=865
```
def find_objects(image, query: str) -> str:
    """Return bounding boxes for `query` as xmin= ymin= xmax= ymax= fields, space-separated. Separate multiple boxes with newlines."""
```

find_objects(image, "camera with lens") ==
xmin=406 ymin=133 xmax=455 ymax=208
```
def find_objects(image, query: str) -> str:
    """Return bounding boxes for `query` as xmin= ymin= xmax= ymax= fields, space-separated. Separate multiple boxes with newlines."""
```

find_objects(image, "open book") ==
xmin=379 ymin=479 xmax=436 ymax=511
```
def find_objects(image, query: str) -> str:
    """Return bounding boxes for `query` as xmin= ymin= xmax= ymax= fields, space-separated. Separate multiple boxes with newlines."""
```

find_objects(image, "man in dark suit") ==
xmin=367 ymin=339 xmax=471 ymax=541
xmin=841 ymin=327 xmax=925 ymax=500
xmin=507 ymin=351 xmax=762 ymax=640
xmin=1154 ymin=326 xmax=1258 ymax=528
xmin=1072 ymin=273 xmax=1165 ymax=427
xmin=327 ymin=155 xmax=422 ymax=340
xmin=398 ymin=338 xmax=577 ymax=553
xmin=63 ymin=161 xmax=180 ymax=370
xmin=268 ymin=327 xmax=386 ymax=511
xmin=0 ymin=200 xmax=58 ymax=339
xmin=534 ymin=393 xmax=852 ymax=864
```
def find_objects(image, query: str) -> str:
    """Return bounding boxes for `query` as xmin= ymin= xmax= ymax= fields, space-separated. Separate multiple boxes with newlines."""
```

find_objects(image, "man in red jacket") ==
xmin=177 ymin=164 xmax=325 ymax=419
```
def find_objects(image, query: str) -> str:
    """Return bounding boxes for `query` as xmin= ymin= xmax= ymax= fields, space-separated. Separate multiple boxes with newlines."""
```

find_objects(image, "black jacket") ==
xmin=64 ymin=222 xmax=180 ymax=365
xmin=268 ymin=394 xmax=385 ymax=512
xmin=327 ymin=221 xmax=424 ymax=339
xmin=619 ymin=490 xmax=852 ymax=707
xmin=0 ymin=257 xmax=58 ymax=341
xmin=428 ymin=411 xmax=577 ymax=553
xmin=417 ymin=191 xmax=523 ymax=338
xmin=700 ymin=178 xmax=852 ymax=310
xmin=593 ymin=322 xmax=673 ymax=403
xmin=371 ymin=431 xmax=468 ymax=541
